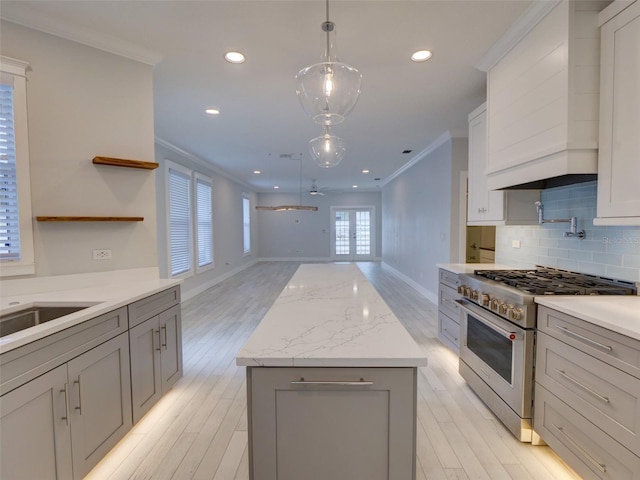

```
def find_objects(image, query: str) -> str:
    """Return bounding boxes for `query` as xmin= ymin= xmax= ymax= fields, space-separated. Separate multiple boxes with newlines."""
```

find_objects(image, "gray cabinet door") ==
xmin=0 ymin=364 xmax=73 ymax=480
xmin=159 ymin=304 xmax=182 ymax=392
xmin=130 ymin=316 xmax=162 ymax=423
xmin=248 ymin=367 xmax=417 ymax=480
xmin=67 ymin=333 xmax=133 ymax=478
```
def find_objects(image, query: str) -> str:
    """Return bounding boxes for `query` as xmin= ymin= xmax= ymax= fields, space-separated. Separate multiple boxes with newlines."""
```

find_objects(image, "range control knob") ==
xmin=470 ymin=290 xmax=479 ymax=301
xmin=480 ymin=294 xmax=490 ymax=306
xmin=457 ymin=285 xmax=464 ymax=295
xmin=463 ymin=286 xmax=472 ymax=297
xmin=508 ymin=307 xmax=524 ymax=321
xmin=498 ymin=303 xmax=511 ymax=315
xmin=490 ymin=299 xmax=501 ymax=311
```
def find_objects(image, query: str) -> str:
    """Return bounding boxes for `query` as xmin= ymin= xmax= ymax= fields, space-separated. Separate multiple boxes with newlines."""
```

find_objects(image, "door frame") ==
xmin=330 ymin=205 xmax=376 ymax=261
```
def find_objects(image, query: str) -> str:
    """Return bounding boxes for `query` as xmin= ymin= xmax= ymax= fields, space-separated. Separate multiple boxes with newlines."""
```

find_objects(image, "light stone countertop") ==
xmin=436 ymin=263 xmax=517 ymax=275
xmin=0 ymin=268 xmax=181 ymax=353
xmin=536 ymin=296 xmax=640 ymax=341
xmin=236 ymin=263 xmax=428 ymax=368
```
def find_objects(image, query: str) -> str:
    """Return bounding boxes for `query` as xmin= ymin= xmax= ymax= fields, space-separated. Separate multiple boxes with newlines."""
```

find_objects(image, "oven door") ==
xmin=458 ymin=299 xmax=534 ymax=418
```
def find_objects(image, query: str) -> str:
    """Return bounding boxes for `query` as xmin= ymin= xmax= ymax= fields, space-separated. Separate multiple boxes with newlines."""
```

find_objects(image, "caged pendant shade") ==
xmin=309 ymin=126 xmax=346 ymax=168
xmin=295 ymin=1 xmax=362 ymax=126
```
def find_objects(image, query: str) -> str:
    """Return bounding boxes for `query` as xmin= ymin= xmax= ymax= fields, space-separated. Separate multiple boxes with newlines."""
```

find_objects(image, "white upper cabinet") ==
xmin=467 ymin=103 xmax=540 ymax=226
xmin=594 ymin=0 xmax=640 ymax=225
xmin=480 ymin=0 xmax=608 ymax=190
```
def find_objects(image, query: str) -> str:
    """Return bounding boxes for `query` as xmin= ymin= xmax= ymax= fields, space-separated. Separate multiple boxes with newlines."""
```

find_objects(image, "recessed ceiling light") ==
xmin=273 ymin=185 xmax=279 ymax=189
xmin=411 ymin=50 xmax=432 ymax=62
xmin=205 ymin=108 xmax=220 ymax=115
xmin=362 ymin=169 xmax=370 ymax=174
xmin=352 ymin=185 xmax=358 ymax=189
xmin=224 ymin=51 xmax=246 ymax=64
xmin=253 ymin=170 xmax=261 ymax=174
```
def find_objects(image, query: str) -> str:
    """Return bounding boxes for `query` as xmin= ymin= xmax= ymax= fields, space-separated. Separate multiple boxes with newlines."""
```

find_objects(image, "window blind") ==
xmin=169 ymin=168 xmax=192 ymax=276
xmin=0 ymin=81 xmax=21 ymax=262
xmin=243 ymin=196 xmax=251 ymax=253
xmin=196 ymin=177 xmax=213 ymax=268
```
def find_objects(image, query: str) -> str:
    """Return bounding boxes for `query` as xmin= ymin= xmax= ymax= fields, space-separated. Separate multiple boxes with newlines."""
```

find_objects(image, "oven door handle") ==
xmin=456 ymin=299 xmax=520 ymax=340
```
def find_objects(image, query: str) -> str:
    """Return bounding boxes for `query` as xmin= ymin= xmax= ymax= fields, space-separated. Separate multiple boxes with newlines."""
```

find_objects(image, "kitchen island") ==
xmin=236 ymin=263 xmax=427 ymax=480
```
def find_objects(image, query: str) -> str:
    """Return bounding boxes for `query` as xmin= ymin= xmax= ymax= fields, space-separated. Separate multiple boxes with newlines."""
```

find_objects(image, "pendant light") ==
xmin=295 ymin=0 xmax=362 ymax=126
xmin=309 ymin=126 xmax=346 ymax=168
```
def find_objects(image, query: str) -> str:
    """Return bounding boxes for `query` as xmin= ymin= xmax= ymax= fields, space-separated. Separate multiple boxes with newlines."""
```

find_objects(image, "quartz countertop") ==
xmin=236 ymin=263 xmax=428 ymax=368
xmin=437 ymin=263 xmax=516 ymax=275
xmin=536 ymin=296 xmax=640 ymax=341
xmin=0 ymin=268 xmax=181 ymax=353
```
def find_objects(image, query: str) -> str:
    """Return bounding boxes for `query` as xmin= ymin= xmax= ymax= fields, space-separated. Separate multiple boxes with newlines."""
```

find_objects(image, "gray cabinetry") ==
xmin=438 ymin=268 xmax=461 ymax=352
xmin=534 ymin=305 xmax=640 ymax=479
xmin=0 ymin=332 xmax=132 ymax=479
xmin=247 ymin=367 xmax=417 ymax=480
xmin=129 ymin=291 xmax=182 ymax=423
xmin=68 ymin=332 xmax=132 ymax=478
xmin=0 ymin=365 xmax=73 ymax=480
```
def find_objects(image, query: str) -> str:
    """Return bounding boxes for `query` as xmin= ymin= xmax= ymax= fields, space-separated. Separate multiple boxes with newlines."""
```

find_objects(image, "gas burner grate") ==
xmin=473 ymin=268 xmax=637 ymax=296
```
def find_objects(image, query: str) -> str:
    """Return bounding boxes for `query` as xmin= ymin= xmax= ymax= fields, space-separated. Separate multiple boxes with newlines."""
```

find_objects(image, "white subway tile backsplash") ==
xmin=496 ymin=181 xmax=640 ymax=283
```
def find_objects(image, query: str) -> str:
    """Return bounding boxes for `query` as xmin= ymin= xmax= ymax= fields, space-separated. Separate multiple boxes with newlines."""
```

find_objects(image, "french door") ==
xmin=330 ymin=207 xmax=375 ymax=261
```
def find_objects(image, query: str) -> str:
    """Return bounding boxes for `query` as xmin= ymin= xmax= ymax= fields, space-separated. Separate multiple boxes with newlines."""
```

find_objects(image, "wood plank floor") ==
xmin=85 ymin=262 xmax=582 ymax=480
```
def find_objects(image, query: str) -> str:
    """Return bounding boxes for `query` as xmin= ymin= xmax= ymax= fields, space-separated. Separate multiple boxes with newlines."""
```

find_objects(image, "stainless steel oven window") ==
xmin=466 ymin=313 xmax=514 ymax=384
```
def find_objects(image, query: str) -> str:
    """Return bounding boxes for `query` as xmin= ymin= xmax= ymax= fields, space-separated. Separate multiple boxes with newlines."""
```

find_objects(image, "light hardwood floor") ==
xmin=86 ymin=262 xmax=582 ymax=480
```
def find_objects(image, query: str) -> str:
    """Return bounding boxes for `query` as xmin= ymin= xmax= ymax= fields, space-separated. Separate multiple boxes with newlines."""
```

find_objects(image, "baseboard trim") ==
xmin=381 ymin=262 xmax=438 ymax=305
xmin=181 ymin=260 xmax=258 ymax=301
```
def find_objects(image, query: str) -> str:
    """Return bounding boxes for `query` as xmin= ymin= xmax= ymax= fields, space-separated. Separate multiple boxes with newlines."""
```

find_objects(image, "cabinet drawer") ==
xmin=128 ymin=286 xmax=180 ymax=328
xmin=538 ymin=305 xmax=640 ymax=379
xmin=534 ymin=384 xmax=640 ymax=480
xmin=0 ymin=307 xmax=128 ymax=396
xmin=537 ymin=331 xmax=640 ymax=455
xmin=439 ymin=283 xmax=460 ymax=319
xmin=438 ymin=269 xmax=460 ymax=290
xmin=438 ymin=311 xmax=460 ymax=352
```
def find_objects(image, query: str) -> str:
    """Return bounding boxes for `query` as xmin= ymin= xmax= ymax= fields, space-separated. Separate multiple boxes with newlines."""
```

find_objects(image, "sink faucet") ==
xmin=534 ymin=201 xmax=585 ymax=239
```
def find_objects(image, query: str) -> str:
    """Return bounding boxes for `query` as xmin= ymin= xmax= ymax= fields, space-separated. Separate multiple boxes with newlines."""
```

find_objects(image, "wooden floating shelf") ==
xmin=93 ymin=156 xmax=159 ymax=170
xmin=36 ymin=216 xmax=144 ymax=222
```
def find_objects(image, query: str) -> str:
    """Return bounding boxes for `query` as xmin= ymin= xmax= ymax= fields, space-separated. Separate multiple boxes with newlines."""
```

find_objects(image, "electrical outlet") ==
xmin=93 ymin=249 xmax=112 ymax=260
xmin=511 ymin=240 xmax=521 ymax=249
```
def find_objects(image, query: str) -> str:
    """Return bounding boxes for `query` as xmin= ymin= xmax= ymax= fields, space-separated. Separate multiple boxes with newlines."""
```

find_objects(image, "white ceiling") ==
xmin=1 ymin=0 xmax=532 ymax=193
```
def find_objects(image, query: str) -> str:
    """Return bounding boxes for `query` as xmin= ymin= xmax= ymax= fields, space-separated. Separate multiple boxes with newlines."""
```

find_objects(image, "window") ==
xmin=166 ymin=161 xmax=213 ymax=278
xmin=0 ymin=56 xmax=34 ymax=277
xmin=195 ymin=174 xmax=213 ymax=269
xmin=242 ymin=194 xmax=251 ymax=254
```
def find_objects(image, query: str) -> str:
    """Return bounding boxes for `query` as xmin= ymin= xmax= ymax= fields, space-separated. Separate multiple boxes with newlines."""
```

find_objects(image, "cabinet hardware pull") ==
xmin=291 ymin=377 xmax=373 ymax=386
xmin=74 ymin=378 xmax=83 ymax=414
xmin=161 ymin=324 xmax=168 ymax=349
xmin=555 ymin=369 xmax=610 ymax=403
xmin=155 ymin=329 xmax=161 ymax=351
xmin=60 ymin=383 xmax=70 ymax=425
xmin=557 ymin=326 xmax=613 ymax=351
xmin=552 ymin=423 xmax=606 ymax=473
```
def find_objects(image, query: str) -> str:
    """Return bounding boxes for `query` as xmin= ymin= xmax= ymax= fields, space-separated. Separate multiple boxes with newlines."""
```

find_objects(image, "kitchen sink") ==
xmin=0 ymin=305 xmax=90 ymax=338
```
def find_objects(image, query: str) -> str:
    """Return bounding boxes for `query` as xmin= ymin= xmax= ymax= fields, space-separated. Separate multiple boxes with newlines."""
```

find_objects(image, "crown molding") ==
xmin=154 ymin=137 xmax=255 ymax=191
xmin=381 ymin=131 xmax=453 ymax=187
xmin=1 ymin=4 xmax=163 ymax=66
xmin=475 ymin=0 xmax=561 ymax=72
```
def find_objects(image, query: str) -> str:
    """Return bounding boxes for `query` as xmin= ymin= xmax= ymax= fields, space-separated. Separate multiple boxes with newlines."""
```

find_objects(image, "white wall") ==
xmin=256 ymin=191 xmax=382 ymax=260
xmin=155 ymin=143 xmax=259 ymax=299
xmin=1 ymin=21 xmax=157 ymax=276
xmin=381 ymin=136 xmax=468 ymax=300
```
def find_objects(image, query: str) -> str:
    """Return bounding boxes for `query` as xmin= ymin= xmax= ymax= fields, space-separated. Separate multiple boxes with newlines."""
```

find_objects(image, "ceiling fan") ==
xmin=308 ymin=179 xmax=327 ymax=196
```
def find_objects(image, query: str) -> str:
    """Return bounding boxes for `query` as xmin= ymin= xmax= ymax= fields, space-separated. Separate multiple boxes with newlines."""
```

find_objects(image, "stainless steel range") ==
xmin=456 ymin=267 xmax=637 ymax=442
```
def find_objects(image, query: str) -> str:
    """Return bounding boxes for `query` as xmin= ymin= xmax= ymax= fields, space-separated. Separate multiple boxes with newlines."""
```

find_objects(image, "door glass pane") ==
xmin=466 ymin=314 xmax=513 ymax=384
xmin=355 ymin=211 xmax=371 ymax=255
xmin=335 ymin=211 xmax=349 ymax=255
